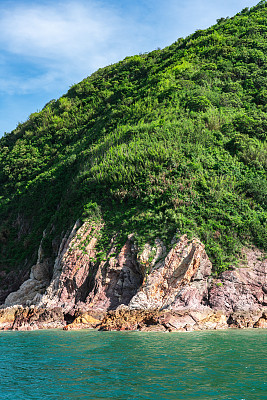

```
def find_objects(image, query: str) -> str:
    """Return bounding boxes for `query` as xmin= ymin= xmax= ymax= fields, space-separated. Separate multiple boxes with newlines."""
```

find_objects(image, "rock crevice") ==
xmin=0 ymin=222 xmax=266 ymax=331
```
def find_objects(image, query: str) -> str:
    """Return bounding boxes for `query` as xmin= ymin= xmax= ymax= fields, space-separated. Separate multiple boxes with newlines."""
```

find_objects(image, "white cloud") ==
xmin=0 ymin=2 xmax=117 ymax=59
xmin=0 ymin=1 xmax=147 ymax=94
xmin=0 ymin=0 xmax=258 ymax=96
xmin=0 ymin=0 xmax=260 ymax=135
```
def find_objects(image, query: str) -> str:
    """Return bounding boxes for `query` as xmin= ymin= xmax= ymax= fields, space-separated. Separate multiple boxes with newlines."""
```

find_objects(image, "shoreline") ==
xmin=1 ymin=305 xmax=266 ymax=332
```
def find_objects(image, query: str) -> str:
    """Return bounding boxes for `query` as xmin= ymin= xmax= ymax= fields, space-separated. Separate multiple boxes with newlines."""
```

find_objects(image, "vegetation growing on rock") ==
xmin=0 ymin=1 xmax=266 ymax=284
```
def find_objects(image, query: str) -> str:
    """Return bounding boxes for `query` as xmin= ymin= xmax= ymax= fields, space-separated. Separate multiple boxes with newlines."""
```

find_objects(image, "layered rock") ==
xmin=208 ymin=247 xmax=267 ymax=312
xmin=98 ymin=308 xmax=229 ymax=332
xmin=4 ymin=230 xmax=53 ymax=307
xmin=84 ymin=235 xmax=143 ymax=311
xmin=128 ymin=235 xmax=212 ymax=310
xmin=0 ymin=220 xmax=266 ymax=331
xmin=98 ymin=307 xmax=267 ymax=331
xmin=39 ymin=220 xmax=99 ymax=311
xmin=0 ymin=306 xmax=65 ymax=330
xmin=40 ymin=225 xmax=143 ymax=313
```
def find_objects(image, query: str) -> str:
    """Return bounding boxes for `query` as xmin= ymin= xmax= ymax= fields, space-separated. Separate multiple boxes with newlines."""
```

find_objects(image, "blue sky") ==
xmin=0 ymin=0 xmax=260 ymax=136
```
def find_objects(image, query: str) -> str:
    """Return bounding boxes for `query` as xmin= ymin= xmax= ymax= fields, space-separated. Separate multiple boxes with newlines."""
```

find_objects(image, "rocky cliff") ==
xmin=0 ymin=221 xmax=266 ymax=331
xmin=1 ymin=2 xmax=267 ymax=332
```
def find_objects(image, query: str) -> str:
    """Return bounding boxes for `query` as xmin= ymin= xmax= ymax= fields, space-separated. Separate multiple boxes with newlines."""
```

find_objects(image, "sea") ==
xmin=0 ymin=329 xmax=266 ymax=400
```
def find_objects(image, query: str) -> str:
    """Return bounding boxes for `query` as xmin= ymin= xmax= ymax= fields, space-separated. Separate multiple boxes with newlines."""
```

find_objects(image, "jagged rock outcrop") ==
xmin=98 ymin=308 xmax=229 ymax=332
xmin=63 ymin=313 xmax=102 ymax=330
xmin=39 ymin=220 xmax=98 ymax=311
xmin=0 ymin=306 xmax=65 ymax=330
xmin=39 ymin=224 xmax=143 ymax=313
xmin=0 ymin=221 xmax=266 ymax=331
xmin=128 ymin=235 xmax=212 ymax=310
xmin=4 ymin=231 xmax=52 ymax=307
xmin=0 ymin=269 xmax=29 ymax=304
xmin=84 ymin=234 xmax=143 ymax=311
xmin=208 ymin=247 xmax=267 ymax=312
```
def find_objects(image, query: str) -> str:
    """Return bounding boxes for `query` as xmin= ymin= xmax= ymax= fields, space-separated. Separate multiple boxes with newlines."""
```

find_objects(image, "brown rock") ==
xmin=227 ymin=310 xmax=264 ymax=329
xmin=197 ymin=312 xmax=228 ymax=330
xmin=64 ymin=313 xmax=101 ymax=330
xmin=140 ymin=324 xmax=167 ymax=332
xmin=10 ymin=306 xmax=65 ymax=330
xmin=85 ymin=235 xmax=143 ymax=311
xmin=254 ymin=312 xmax=267 ymax=328
xmin=129 ymin=235 xmax=212 ymax=310
xmin=0 ymin=307 xmax=17 ymax=330
xmin=160 ymin=311 xmax=196 ymax=331
xmin=99 ymin=309 xmax=161 ymax=331
xmin=208 ymin=248 xmax=267 ymax=313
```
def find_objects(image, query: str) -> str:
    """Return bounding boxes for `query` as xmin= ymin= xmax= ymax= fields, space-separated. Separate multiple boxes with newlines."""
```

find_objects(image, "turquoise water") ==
xmin=0 ymin=330 xmax=266 ymax=400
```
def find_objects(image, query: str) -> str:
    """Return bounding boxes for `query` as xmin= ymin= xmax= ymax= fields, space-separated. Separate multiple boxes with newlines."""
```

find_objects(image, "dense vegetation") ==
xmin=0 ymin=1 xmax=266 ymax=277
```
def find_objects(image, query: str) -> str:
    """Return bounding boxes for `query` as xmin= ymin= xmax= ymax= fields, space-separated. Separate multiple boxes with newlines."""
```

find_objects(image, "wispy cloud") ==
xmin=0 ymin=1 xmax=126 ymax=94
xmin=0 ymin=0 xmax=161 ymax=133
xmin=0 ymin=0 xmax=166 ymax=96
xmin=0 ymin=0 xmax=259 ymax=134
xmin=0 ymin=0 xmax=258 ymax=95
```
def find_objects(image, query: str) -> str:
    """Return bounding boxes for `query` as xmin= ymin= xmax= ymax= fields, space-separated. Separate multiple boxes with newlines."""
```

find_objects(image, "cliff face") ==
xmin=1 ymin=221 xmax=266 ymax=331
xmin=1 ymin=3 xmax=267 ymax=331
xmin=1 ymin=3 xmax=267 ymax=296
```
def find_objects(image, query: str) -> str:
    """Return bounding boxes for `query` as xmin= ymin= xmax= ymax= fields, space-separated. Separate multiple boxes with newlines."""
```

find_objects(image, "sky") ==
xmin=0 ymin=0 xmax=260 ymax=137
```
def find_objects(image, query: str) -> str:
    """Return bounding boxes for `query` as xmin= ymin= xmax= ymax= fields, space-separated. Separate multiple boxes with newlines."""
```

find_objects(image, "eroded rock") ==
xmin=63 ymin=313 xmax=101 ymax=330
xmin=208 ymin=247 xmax=267 ymax=312
xmin=39 ymin=221 xmax=99 ymax=311
xmin=4 ymin=231 xmax=52 ymax=307
xmin=1 ymin=223 xmax=266 ymax=331
xmin=85 ymin=235 xmax=143 ymax=311
xmin=0 ymin=306 xmax=65 ymax=330
xmin=129 ymin=235 xmax=212 ymax=310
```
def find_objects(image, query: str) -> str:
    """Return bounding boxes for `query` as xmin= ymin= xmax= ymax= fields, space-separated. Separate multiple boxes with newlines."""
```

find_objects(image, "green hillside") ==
xmin=0 ymin=1 xmax=266 ymax=280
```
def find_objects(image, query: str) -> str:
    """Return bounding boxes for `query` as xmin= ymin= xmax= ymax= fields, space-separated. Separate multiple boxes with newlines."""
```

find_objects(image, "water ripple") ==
xmin=0 ymin=329 xmax=266 ymax=399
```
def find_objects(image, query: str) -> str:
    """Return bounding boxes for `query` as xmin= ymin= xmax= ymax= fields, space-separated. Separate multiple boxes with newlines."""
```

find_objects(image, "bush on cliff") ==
xmin=0 ymin=1 xmax=266 ymax=277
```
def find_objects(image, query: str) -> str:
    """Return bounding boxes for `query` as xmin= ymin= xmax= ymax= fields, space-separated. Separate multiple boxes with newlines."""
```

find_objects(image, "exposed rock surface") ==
xmin=39 ymin=224 xmax=143 ymax=313
xmin=0 ymin=306 xmax=65 ymax=330
xmin=0 ymin=221 xmax=266 ymax=331
xmin=98 ymin=308 xmax=266 ymax=332
xmin=0 ymin=269 xmax=30 ymax=304
xmin=63 ymin=313 xmax=102 ymax=331
xmin=84 ymin=234 xmax=143 ymax=311
xmin=0 ymin=307 xmax=17 ymax=330
xmin=39 ymin=220 xmax=97 ymax=311
xmin=4 ymin=231 xmax=53 ymax=307
xmin=128 ymin=235 xmax=212 ymax=310
xmin=208 ymin=247 xmax=267 ymax=312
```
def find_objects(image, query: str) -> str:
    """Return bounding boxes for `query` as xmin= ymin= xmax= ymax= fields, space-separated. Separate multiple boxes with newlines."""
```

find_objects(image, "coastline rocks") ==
xmin=63 ymin=314 xmax=101 ymax=330
xmin=208 ymin=247 xmax=267 ymax=313
xmin=4 ymin=277 xmax=48 ymax=308
xmin=0 ymin=307 xmax=17 ymax=330
xmin=38 ymin=220 xmax=92 ymax=311
xmin=4 ymin=232 xmax=53 ymax=307
xmin=227 ymin=310 xmax=265 ymax=329
xmin=254 ymin=312 xmax=267 ymax=328
xmin=0 ymin=306 xmax=65 ymax=330
xmin=84 ymin=234 xmax=143 ymax=312
xmin=0 ymin=222 xmax=266 ymax=331
xmin=40 ymin=225 xmax=143 ymax=313
xmin=0 ymin=269 xmax=30 ymax=304
xmin=1 ymin=306 xmax=266 ymax=331
xmin=98 ymin=308 xmax=229 ymax=332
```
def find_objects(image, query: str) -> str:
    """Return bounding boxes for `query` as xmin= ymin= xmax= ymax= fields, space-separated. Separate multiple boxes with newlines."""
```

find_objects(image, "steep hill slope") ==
xmin=0 ymin=1 xmax=266 ymax=303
